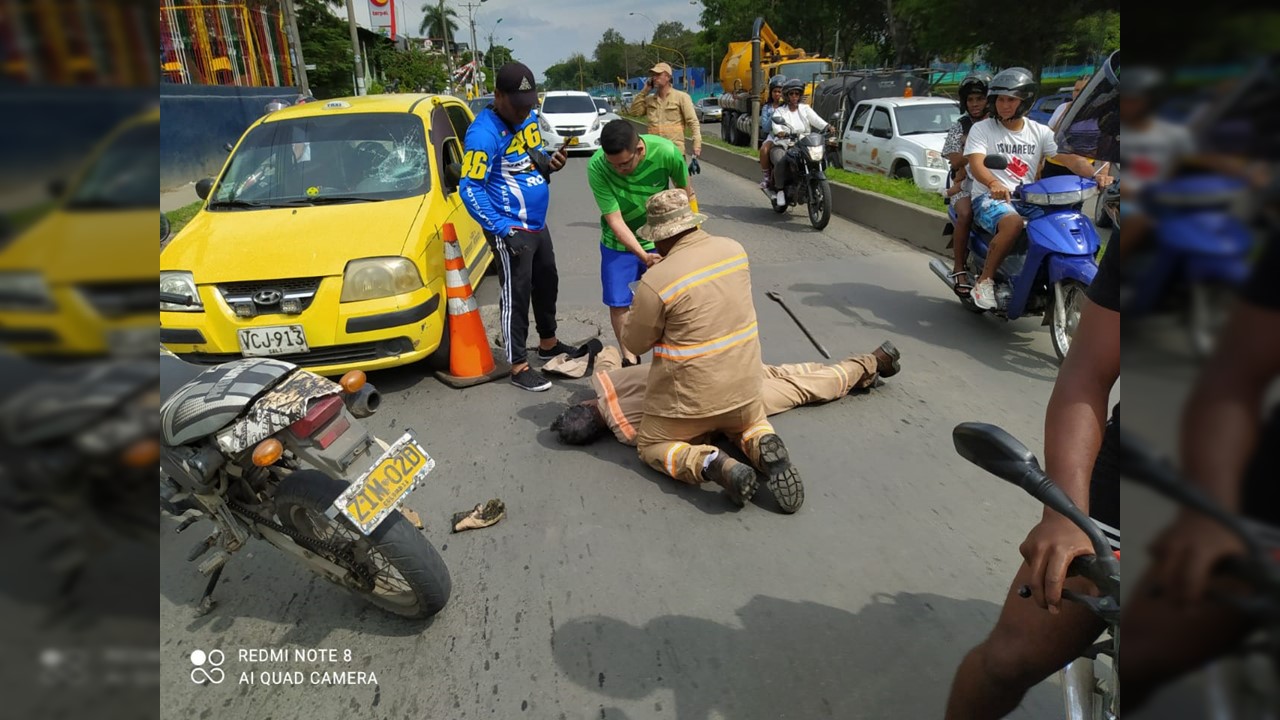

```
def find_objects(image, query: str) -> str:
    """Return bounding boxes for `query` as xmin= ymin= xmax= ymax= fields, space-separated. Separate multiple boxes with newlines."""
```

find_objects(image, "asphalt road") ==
xmin=161 ymin=155 xmax=1123 ymax=719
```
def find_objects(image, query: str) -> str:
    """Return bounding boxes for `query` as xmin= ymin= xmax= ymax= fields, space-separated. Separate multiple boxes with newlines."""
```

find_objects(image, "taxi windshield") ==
xmin=211 ymin=113 xmax=429 ymax=207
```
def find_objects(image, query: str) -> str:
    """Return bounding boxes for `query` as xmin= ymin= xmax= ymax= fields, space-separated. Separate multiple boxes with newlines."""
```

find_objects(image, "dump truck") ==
xmin=716 ymin=18 xmax=834 ymax=147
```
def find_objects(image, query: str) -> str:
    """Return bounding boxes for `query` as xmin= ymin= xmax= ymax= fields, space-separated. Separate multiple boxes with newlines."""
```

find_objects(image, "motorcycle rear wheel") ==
xmin=275 ymin=470 xmax=451 ymax=619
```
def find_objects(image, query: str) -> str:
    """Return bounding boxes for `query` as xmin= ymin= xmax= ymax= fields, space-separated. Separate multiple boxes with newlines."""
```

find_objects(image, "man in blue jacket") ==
xmin=460 ymin=62 xmax=572 ymax=391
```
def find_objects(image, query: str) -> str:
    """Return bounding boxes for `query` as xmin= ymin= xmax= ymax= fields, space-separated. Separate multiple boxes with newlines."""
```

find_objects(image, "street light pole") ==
xmin=281 ymin=0 xmax=309 ymax=95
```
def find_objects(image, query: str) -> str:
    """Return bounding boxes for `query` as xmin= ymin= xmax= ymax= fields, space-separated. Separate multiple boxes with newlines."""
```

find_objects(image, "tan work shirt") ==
xmin=622 ymin=229 xmax=762 ymax=419
xmin=629 ymin=87 xmax=701 ymax=157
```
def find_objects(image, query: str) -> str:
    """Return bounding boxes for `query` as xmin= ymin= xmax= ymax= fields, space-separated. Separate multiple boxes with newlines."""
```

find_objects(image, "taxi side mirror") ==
xmin=195 ymin=178 xmax=215 ymax=200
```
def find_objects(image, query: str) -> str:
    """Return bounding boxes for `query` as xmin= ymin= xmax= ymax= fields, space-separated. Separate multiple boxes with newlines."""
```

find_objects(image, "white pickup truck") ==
xmin=837 ymin=96 xmax=960 ymax=192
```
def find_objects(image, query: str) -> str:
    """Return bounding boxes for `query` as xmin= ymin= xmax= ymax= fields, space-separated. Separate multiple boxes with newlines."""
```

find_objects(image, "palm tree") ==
xmin=419 ymin=4 xmax=460 ymax=43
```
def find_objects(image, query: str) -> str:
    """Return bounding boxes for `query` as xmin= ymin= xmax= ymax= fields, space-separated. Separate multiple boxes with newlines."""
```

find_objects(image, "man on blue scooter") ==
xmin=964 ymin=67 xmax=1114 ymax=310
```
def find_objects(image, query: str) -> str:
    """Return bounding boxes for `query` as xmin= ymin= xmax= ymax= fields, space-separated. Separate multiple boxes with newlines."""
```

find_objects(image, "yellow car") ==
xmin=161 ymin=95 xmax=493 ymax=376
xmin=0 ymin=106 xmax=158 ymax=357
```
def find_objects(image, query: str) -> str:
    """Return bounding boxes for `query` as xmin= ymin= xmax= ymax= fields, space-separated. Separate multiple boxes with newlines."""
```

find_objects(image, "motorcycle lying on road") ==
xmin=951 ymin=422 xmax=1120 ymax=720
xmin=762 ymin=129 xmax=833 ymax=230
xmin=159 ymin=292 xmax=450 ymax=619
xmin=930 ymin=156 xmax=1104 ymax=362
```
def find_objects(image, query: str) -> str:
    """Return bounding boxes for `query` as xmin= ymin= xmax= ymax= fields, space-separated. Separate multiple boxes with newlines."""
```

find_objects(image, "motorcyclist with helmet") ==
xmin=758 ymin=75 xmax=789 ymax=189
xmin=941 ymin=72 xmax=992 ymax=298
xmin=765 ymin=79 xmax=834 ymax=202
xmin=964 ymin=67 xmax=1113 ymax=310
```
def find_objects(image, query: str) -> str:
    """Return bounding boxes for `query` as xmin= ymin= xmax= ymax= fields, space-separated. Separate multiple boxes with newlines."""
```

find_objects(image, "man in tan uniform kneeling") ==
xmin=550 ymin=342 xmax=902 ymax=447
xmin=620 ymin=189 xmax=806 ymax=512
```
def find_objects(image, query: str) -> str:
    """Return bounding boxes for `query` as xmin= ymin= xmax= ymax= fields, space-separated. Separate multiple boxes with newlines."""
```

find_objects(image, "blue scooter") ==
xmin=930 ymin=156 xmax=1103 ymax=362
xmin=1122 ymin=174 xmax=1255 ymax=356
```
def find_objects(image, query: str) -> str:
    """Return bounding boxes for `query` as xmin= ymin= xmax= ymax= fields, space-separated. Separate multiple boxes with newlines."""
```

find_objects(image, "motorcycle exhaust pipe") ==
xmin=345 ymin=384 xmax=381 ymax=418
xmin=929 ymin=258 xmax=958 ymax=288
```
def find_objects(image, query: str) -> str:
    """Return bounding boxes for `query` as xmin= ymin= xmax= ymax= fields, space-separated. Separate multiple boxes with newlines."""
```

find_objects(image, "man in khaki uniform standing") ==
xmin=629 ymin=62 xmax=702 ymax=161
xmin=549 ymin=342 xmax=902 ymax=447
xmin=621 ymin=189 xmax=804 ymax=512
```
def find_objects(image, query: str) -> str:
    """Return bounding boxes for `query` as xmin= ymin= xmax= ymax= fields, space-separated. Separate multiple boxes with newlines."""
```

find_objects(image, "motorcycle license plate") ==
xmin=332 ymin=433 xmax=435 ymax=535
xmin=238 ymin=325 xmax=308 ymax=357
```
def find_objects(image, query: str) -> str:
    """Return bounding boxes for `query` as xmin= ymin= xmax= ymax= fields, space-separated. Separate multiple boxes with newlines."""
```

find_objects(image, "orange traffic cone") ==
xmin=434 ymin=223 xmax=509 ymax=388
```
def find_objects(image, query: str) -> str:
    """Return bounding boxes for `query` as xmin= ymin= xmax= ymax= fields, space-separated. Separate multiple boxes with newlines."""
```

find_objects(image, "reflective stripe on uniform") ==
xmin=595 ymin=371 xmax=636 ymax=442
xmin=653 ymin=321 xmax=758 ymax=361
xmin=658 ymin=253 xmax=749 ymax=303
xmin=665 ymin=442 xmax=689 ymax=478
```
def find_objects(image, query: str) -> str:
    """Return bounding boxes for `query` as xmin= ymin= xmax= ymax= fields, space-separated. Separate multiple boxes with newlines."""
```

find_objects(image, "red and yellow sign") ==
xmin=366 ymin=0 xmax=396 ymax=36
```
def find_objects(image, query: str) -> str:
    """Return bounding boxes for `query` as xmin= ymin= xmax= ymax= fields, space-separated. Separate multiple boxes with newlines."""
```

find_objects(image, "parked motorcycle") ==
xmin=929 ymin=156 xmax=1104 ymax=362
xmin=952 ymin=422 xmax=1120 ymax=720
xmin=763 ymin=129 xmax=833 ymax=230
xmin=159 ymin=292 xmax=450 ymax=619
xmin=1122 ymin=174 xmax=1255 ymax=357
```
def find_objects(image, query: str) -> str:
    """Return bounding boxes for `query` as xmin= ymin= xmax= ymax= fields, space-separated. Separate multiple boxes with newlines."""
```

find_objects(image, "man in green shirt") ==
xmin=587 ymin=120 xmax=694 ymax=365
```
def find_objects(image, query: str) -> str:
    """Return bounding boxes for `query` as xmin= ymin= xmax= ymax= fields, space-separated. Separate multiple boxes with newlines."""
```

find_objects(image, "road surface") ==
xmin=161 ymin=154 xmax=1128 ymax=719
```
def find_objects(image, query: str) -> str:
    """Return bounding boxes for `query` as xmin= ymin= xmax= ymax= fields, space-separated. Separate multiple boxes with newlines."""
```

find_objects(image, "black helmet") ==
xmin=768 ymin=75 xmax=788 ymax=90
xmin=958 ymin=72 xmax=991 ymax=100
xmin=987 ymin=67 xmax=1037 ymax=118
xmin=783 ymin=78 xmax=805 ymax=95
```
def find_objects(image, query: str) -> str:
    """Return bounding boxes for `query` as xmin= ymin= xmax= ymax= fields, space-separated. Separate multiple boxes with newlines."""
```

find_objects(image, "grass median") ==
xmin=166 ymin=200 xmax=204 ymax=235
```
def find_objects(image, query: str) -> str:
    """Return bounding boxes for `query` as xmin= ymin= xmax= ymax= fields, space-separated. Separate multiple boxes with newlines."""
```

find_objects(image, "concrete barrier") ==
xmin=625 ymin=116 xmax=950 ymax=256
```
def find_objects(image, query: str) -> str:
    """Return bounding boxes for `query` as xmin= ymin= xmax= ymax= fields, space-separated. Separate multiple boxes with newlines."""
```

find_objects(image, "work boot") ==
xmin=756 ymin=434 xmax=804 ymax=513
xmin=872 ymin=340 xmax=901 ymax=378
xmin=703 ymin=454 xmax=758 ymax=507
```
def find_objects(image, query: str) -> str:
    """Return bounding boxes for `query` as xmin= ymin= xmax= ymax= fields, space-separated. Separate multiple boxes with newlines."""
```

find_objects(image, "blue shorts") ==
xmin=601 ymin=245 xmax=651 ymax=307
xmin=971 ymin=194 xmax=1046 ymax=234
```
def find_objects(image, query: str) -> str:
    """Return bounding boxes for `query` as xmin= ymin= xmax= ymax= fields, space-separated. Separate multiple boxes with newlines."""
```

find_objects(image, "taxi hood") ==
xmin=0 ymin=208 xmax=156 ymax=284
xmin=160 ymin=196 xmax=426 ymax=283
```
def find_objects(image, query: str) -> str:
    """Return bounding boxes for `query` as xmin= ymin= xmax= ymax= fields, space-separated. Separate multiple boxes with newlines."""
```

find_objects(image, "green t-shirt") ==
xmin=587 ymin=134 xmax=689 ymax=252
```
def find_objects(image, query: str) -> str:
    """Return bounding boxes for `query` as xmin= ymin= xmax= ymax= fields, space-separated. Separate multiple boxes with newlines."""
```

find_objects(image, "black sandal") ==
xmin=948 ymin=270 xmax=972 ymax=298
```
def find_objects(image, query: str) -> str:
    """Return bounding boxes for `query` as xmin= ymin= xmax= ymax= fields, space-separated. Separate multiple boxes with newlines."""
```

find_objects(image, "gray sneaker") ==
xmin=511 ymin=367 xmax=552 ymax=392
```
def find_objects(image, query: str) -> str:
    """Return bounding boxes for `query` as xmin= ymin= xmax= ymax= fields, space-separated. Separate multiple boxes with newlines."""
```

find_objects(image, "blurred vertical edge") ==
xmin=0 ymin=1 xmax=161 ymax=718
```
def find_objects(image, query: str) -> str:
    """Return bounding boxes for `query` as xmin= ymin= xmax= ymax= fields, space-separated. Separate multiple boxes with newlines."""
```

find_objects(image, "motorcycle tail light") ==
xmin=289 ymin=395 xmax=344 ymax=438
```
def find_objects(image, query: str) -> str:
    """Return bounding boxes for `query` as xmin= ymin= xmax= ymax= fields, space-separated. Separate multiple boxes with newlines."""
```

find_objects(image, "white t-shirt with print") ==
xmin=964 ymin=118 xmax=1059 ymax=197
xmin=1121 ymin=118 xmax=1195 ymax=192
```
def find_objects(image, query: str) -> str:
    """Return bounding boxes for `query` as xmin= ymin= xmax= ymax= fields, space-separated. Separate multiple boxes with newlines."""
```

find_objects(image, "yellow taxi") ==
xmin=0 ymin=106 xmax=158 ymax=357
xmin=160 ymin=94 xmax=493 ymax=375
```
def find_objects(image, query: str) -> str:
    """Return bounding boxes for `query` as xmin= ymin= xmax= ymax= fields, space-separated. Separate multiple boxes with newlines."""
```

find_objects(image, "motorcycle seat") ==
xmin=161 ymin=354 xmax=209 ymax=403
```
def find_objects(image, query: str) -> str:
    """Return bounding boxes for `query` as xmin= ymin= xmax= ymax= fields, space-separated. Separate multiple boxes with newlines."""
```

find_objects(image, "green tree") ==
xmin=593 ymin=28 xmax=629 ymax=84
xmin=371 ymin=44 xmax=448 ymax=92
xmin=418 ymin=3 xmax=459 ymax=43
xmin=296 ymin=0 xmax=354 ymax=98
xmin=1055 ymin=10 xmax=1119 ymax=66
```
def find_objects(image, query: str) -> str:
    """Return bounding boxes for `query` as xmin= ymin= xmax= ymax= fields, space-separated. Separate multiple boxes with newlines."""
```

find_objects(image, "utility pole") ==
xmin=439 ymin=0 xmax=452 ymax=87
xmin=281 ymin=0 xmax=309 ymax=95
xmin=460 ymin=0 xmax=486 ymax=98
xmin=343 ymin=0 xmax=365 ymax=95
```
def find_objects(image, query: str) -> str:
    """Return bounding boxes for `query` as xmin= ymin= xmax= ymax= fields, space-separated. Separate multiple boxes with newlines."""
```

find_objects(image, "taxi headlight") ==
xmin=340 ymin=258 xmax=424 ymax=302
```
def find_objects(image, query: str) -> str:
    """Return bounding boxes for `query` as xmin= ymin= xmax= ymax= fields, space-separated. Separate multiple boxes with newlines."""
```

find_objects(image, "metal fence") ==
xmin=160 ymin=1 xmax=296 ymax=86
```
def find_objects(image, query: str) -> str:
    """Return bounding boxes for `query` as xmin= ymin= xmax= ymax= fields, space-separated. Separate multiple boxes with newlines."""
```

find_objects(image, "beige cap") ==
xmin=636 ymin=189 xmax=707 ymax=243
xmin=649 ymin=62 xmax=673 ymax=76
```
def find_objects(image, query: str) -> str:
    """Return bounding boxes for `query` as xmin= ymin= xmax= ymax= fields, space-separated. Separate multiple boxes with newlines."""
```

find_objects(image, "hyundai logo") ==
xmin=253 ymin=289 xmax=283 ymax=305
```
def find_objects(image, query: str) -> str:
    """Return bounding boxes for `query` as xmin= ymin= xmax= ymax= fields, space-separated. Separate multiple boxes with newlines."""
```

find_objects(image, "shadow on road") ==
xmin=552 ymin=592 xmax=1039 ymax=720
xmin=787 ymin=281 xmax=1059 ymax=382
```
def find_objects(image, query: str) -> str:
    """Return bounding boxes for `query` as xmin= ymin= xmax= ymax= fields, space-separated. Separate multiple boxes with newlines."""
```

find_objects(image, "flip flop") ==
xmin=948 ymin=271 xmax=973 ymax=298
xmin=451 ymin=498 xmax=506 ymax=533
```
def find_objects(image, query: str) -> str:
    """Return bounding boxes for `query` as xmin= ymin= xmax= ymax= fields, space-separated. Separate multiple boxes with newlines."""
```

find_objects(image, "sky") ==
xmin=333 ymin=0 xmax=707 ymax=82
